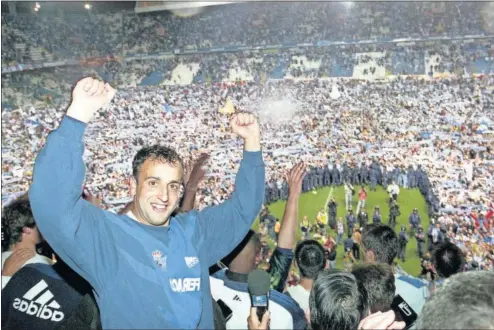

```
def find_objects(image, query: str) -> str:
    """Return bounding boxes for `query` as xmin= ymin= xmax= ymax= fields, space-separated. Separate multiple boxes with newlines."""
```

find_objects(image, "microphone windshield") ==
xmin=247 ymin=269 xmax=271 ymax=296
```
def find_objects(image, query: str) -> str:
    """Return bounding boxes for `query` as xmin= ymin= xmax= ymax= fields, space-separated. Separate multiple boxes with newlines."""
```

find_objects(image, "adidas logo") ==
xmin=233 ymin=295 xmax=241 ymax=302
xmin=184 ymin=256 xmax=199 ymax=268
xmin=13 ymin=280 xmax=64 ymax=322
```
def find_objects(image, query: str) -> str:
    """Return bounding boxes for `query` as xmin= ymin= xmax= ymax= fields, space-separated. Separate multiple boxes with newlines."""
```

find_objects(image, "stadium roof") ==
xmin=135 ymin=1 xmax=235 ymax=13
xmin=2 ymin=1 xmax=237 ymax=14
xmin=2 ymin=1 xmax=136 ymax=14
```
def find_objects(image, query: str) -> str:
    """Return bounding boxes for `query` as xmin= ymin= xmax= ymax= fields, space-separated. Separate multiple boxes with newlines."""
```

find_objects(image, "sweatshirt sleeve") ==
xmin=195 ymin=150 xmax=265 ymax=266
xmin=29 ymin=116 xmax=117 ymax=292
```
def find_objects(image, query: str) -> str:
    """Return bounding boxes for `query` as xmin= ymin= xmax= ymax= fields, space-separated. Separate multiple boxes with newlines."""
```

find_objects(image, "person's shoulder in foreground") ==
xmin=211 ymin=268 xmax=307 ymax=330
xmin=413 ymin=271 xmax=494 ymax=330
xmin=394 ymin=265 xmax=429 ymax=314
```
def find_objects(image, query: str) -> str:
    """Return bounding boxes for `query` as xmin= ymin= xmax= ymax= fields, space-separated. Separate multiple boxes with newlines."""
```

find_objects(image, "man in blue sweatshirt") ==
xmin=29 ymin=77 xmax=265 ymax=329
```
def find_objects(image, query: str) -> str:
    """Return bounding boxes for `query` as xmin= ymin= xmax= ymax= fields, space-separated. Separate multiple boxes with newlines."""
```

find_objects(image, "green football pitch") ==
xmin=253 ymin=185 xmax=430 ymax=275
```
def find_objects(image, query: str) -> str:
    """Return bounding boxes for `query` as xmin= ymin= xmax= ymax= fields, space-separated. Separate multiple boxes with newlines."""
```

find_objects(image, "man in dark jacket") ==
xmin=388 ymin=200 xmax=400 ymax=228
xmin=343 ymin=234 xmax=355 ymax=254
xmin=358 ymin=208 xmax=369 ymax=229
xmin=323 ymin=165 xmax=331 ymax=186
xmin=372 ymin=206 xmax=382 ymax=224
xmin=415 ymin=226 xmax=426 ymax=258
xmin=428 ymin=222 xmax=445 ymax=252
xmin=408 ymin=208 xmax=421 ymax=237
xmin=346 ymin=209 xmax=356 ymax=236
xmin=398 ymin=226 xmax=408 ymax=262
xmin=327 ymin=197 xmax=338 ymax=230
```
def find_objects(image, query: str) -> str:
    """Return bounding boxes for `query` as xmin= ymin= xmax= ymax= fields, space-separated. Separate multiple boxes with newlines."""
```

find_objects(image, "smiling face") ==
xmin=131 ymin=159 xmax=183 ymax=227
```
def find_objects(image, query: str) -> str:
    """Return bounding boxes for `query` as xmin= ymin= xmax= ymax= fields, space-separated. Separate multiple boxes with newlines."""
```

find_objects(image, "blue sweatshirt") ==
xmin=29 ymin=116 xmax=265 ymax=329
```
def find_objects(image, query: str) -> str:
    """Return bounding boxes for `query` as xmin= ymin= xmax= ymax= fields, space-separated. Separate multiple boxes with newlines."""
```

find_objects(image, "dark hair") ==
xmin=415 ymin=271 xmax=494 ymax=330
xmin=361 ymin=224 xmax=399 ymax=265
xmin=309 ymin=270 xmax=368 ymax=330
xmin=219 ymin=229 xmax=260 ymax=267
xmin=295 ymin=240 xmax=326 ymax=279
xmin=433 ymin=242 xmax=464 ymax=278
xmin=352 ymin=264 xmax=396 ymax=313
xmin=1 ymin=199 xmax=36 ymax=251
xmin=132 ymin=145 xmax=184 ymax=181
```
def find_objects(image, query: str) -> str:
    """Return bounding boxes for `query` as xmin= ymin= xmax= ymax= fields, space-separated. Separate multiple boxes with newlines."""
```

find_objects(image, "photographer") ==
xmin=327 ymin=197 xmax=338 ymax=229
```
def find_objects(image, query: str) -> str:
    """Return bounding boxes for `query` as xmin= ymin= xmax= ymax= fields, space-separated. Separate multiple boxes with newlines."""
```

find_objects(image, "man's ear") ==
xmin=130 ymin=177 xmax=137 ymax=197
xmin=365 ymin=249 xmax=375 ymax=263
xmin=22 ymin=227 xmax=33 ymax=238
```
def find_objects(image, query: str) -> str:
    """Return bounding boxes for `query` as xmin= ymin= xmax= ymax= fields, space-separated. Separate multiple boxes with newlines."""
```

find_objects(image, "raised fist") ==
xmin=230 ymin=112 xmax=261 ymax=151
xmin=67 ymin=77 xmax=116 ymax=123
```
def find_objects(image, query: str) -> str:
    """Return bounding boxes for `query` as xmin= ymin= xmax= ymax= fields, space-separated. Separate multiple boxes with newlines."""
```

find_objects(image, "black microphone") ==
xmin=247 ymin=269 xmax=270 ymax=324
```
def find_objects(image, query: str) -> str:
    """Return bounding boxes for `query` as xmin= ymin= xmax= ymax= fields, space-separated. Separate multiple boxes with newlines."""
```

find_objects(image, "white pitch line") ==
xmin=325 ymin=186 xmax=334 ymax=213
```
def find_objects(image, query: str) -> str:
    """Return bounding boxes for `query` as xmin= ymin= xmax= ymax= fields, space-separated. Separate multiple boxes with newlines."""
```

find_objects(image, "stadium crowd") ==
xmin=2 ymin=72 xmax=494 ymax=326
xmin=2 ymin=36 xmax=493 ymax=109
xmin=1 ymin=2 xmax=492 ymax=63
xmin=2 ymin=2 xmax=494 ymax=330
xmin=2 ymin=75 xmax=493 ymax=329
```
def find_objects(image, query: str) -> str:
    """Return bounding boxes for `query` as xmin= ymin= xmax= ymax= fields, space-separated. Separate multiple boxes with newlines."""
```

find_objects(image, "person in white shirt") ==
xmin=344 ymin=182 xmax=354 ymax=210
xmin=2 ymin=198 xmax=52 ymax=289
xmin=387 ymin=181 xmax=400 ymax=201
xmin=287 ymin=240 xmax=326 ymax=312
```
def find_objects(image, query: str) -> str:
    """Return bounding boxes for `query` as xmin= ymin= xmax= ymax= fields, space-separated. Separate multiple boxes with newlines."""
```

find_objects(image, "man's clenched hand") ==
xmin=67 ymin=77 xmax=116 ymax=123
xmin=230 ymin=112 xmax=261 ymax=151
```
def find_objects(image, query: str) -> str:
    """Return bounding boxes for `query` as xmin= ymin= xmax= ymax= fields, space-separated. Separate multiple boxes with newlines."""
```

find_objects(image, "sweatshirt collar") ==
xmin=225 ymin=269 xmax=249 ymax=283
